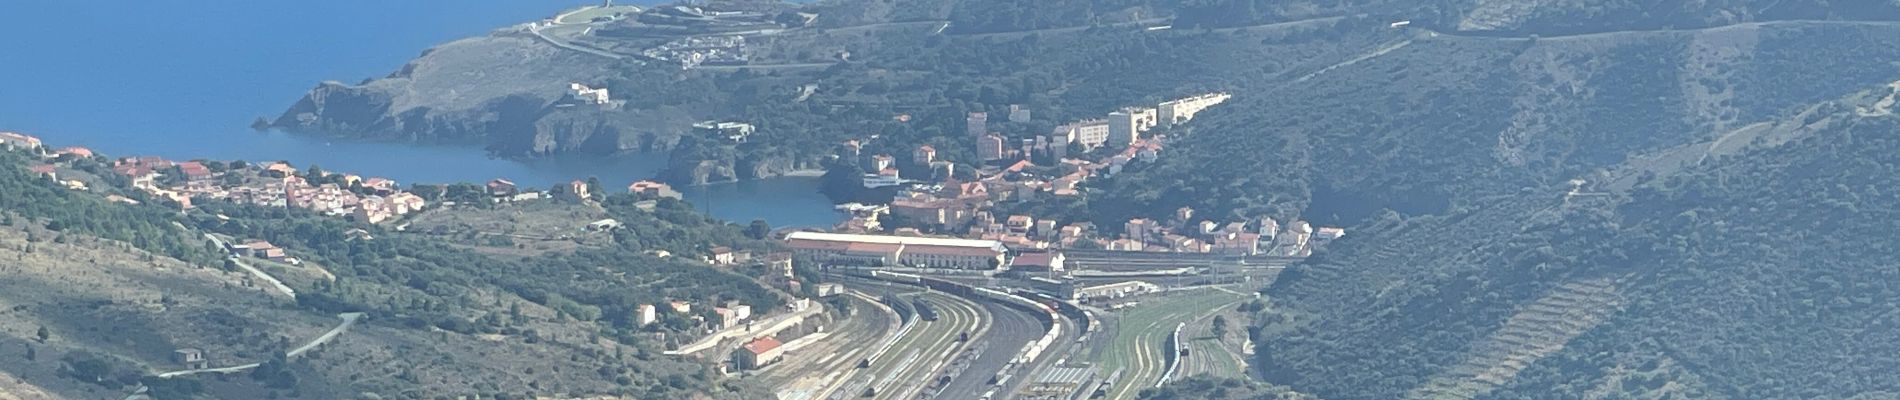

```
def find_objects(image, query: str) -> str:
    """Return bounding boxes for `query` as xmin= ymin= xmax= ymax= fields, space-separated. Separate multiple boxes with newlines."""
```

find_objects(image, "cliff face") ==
xmin=272 ymin=32 xmax=629 ymax=154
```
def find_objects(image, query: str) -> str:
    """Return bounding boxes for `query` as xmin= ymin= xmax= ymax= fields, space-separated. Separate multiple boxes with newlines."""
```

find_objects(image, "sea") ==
xmin=0 ymin=0 xmax=842 ymax=227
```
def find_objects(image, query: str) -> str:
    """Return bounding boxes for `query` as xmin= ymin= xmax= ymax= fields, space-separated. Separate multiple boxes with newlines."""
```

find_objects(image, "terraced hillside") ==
xmin=1409 ymin=279 xmax=1623 ymax=399
xmin=1242 ymin=81 xmax=1900 ymax=399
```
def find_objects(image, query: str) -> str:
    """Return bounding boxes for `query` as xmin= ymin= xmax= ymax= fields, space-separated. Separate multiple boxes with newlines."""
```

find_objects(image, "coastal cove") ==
xmin=0 ymin=1 xmax=840 ymax=227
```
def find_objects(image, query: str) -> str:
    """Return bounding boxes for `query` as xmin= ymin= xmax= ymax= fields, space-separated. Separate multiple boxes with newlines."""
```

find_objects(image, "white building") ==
xmin=1054 ymin=119 xmax=1111 ymax=150
xmin=694 ymin=121 xmax=756 ymax=143
xmin=1157 ymin=93 xmax=1232 ymax=126
xmin=863 ymin=168 xmax=902 ymax=188
xmin=568 ymin=83 xmax=611 ymax=105
xmin=638 ymin=304 xmax=658 ymax=326
xmin=0 ymin=132 xmax=43 ymax=151
xmin=785 ymin=232 xmax=1008 ymax=270
xmin=1067 ymin=280 xmax=1161 ymax=301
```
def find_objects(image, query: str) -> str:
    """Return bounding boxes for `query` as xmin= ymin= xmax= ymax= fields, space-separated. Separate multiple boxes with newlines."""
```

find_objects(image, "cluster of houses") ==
xmin=136 ymin=158 xmax=426 ymax=224
xmin=5 ymin=132 xmax=435 ymax=224
xmin=640 ymin=34 xmax=748 ymax=70
xmin=1112 ymin=210 xmax=1343 ymax=256
xmin=636 ymin=300 xmax=756 ymax=331
xmin=829 ymin=93 xmax=1260 ymax=253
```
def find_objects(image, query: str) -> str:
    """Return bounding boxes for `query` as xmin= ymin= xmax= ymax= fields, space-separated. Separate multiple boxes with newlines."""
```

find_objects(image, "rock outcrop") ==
xmin=273 ymin=31 xmax=624 ymax=154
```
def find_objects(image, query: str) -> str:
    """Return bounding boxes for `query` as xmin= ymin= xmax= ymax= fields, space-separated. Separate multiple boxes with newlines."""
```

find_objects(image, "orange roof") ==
xmin=905 ymin=244 xmax=1002 ymax=257
xmin=178 ymin=162 xmax=212 ymax=178
xmin=787 ymin=238 xmax=852 ymax=251
xmin=743 ymin=337 xmax=783 ymax=355
xmin=56 ymin=147 xmax=93 ymax=157
xmin=844 ymin=242 xmax=903 ymax=254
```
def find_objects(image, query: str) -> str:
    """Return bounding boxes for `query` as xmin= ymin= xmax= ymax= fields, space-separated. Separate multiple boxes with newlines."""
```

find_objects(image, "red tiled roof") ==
xmin=178 ymin=162 xmax=212 ymax=178
xmin=743 ymin=337 xmax=783 ymax=355
xmin=1011 ymin=252 xmax=1056 ymax=267
xmin=844 ymin=242 xmax=903 ymax=254
xmin=787 ymin=238 xmax=852 ymax=251
xmin=904 ymin=244 xmax=1002 ymax=257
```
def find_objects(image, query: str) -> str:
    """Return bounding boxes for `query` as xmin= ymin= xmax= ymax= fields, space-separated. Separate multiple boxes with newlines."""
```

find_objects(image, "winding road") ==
xmin=203 ymin=234 xmax=295 ymax=299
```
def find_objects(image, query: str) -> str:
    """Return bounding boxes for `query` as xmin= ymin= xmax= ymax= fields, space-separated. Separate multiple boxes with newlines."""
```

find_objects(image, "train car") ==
xmin=871 ymin=270 xmax=922 ymax=284
xmin=915 ymin=299 xmax=939 ymax=321
xmin=882 ymin=294 xmax=915 ymax=322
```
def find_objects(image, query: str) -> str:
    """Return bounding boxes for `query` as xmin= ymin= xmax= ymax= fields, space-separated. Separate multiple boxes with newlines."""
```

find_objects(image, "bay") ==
xmin=0 ymin=0 xmax=841 ymax=227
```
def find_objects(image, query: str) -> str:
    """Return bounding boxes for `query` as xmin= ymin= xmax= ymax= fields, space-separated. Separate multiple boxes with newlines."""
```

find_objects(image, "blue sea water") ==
xmin=0 ymin=1 xmax=841 ymax=227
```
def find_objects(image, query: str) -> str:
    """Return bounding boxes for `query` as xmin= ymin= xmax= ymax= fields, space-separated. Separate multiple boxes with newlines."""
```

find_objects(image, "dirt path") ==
xmin=1294 ymin=39 xmax=1413 ymax=83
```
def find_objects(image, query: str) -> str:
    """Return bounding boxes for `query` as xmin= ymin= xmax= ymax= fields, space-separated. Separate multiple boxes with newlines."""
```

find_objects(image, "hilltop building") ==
xmin=487 ymin=179 xmax=518 ymax=197
xmin=559 ymin=180 xmax=592 ymax=203
xmin=693 ymin=121 xmax=755 ymax=143
xmin=0 ymin=132 xmax=44 ymax=152
xmin=627 ymin=180 xmax=682 ymax=199
xmin=638 ymin=304 xmax=658 ymax=326
xmin=566 ymin=83 xmax=611 ymax=105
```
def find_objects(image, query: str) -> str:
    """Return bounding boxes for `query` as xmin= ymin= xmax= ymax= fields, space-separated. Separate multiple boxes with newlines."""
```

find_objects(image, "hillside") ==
xmin=0 ymin=149 xmax=779 ymax=399
xmin=1093 ymin=20 xmax=1900 ymax=400
xmin=1092 ymin=19 xmax=1900 ymax=226
xmin=269 ymin=0 xmax=1900 ymax=188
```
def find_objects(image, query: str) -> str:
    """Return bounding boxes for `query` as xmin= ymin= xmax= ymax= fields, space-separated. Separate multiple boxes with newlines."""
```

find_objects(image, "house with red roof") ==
xmin=28 ymin=164 xmax=57 ymax=179
xmin=0 ymin=132 xmax=42 ymax=151
xmin=54 ymin=147 xmax=93 ymax=159
xmin=177 ymin=161 xmax=214 ymax=183
xmin=733 ymin=336 xmax=784 ymax=370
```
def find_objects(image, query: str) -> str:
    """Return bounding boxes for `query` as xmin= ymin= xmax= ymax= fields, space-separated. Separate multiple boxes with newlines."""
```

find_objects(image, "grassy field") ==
xmin=1092 ymin=288 xmax=1248 ymax=400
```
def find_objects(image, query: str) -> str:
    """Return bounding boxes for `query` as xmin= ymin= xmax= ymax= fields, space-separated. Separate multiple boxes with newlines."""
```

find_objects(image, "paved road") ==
xmin=203 ymin=234 xmax=296 ymax=299
xmin=150 ymin=312 xmax=364 ymax=379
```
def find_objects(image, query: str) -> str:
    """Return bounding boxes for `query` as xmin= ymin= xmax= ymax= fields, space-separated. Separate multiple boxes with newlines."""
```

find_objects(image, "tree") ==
xmin=1211 ymin=315 xmax=1228 ymax=339
xmin=35 ymin=325 xmax=49 ymax=343
xmin=587 ymin=176 xmax=605 ymax=202
xmin=746 ymin=219 xmax=771 ymax=240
